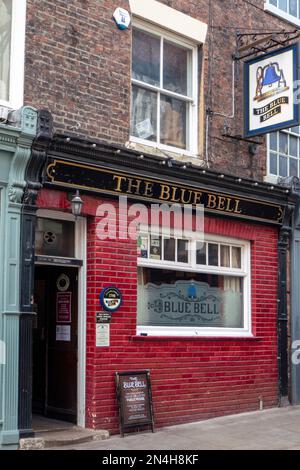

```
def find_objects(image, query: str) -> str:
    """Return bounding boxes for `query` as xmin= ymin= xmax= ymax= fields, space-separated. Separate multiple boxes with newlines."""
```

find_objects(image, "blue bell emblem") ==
xmin=187 ymin=283 xmax=197 ymax=300
xmin=262 ymin=65 xmax=281 ymax=87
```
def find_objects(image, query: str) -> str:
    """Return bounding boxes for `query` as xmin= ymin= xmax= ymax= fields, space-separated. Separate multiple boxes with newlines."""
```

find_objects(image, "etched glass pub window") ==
xmin=137 ymin=232 xmax=250 ymax=337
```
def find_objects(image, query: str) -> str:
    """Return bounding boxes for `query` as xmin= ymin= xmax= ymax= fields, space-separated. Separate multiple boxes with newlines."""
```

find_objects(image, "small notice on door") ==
xmin=96 ymin=323 xmax=110 ymax=347
xmin=56 ymin=292 xmax=72 ymax=323
xmin=56 ymin=324 xmax=71 ymax=342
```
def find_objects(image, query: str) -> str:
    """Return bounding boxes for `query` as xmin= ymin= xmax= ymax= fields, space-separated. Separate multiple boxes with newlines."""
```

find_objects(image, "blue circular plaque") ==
xmin=100 ymin=287 xmax=122 ymax=312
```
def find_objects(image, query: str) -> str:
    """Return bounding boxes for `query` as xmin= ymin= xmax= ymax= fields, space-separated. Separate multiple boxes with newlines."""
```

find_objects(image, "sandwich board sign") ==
xmin=115 ymin=370 xmax=155 ymax=436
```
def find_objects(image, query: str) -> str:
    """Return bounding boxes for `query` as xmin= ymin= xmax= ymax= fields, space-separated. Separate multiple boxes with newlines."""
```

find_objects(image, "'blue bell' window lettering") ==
xmin=137 ymin=269 xmax=244 ymax=328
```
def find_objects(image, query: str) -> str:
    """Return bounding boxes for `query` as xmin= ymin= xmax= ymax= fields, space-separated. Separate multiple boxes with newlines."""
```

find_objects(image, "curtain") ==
xmin=0 ymin=0 xmax=12 ymax=102
xmin=131 ymin=87 xmax=157 ymax=140
xmin=160 ymin=96 xmax=186 ymax=149
xmin=223 ymin=277 xmax=243 ymax=328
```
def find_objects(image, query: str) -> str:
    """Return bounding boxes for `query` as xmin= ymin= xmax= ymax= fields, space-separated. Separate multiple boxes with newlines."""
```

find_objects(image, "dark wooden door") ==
xmin=33 ymin=266 xmax=78 ymax=423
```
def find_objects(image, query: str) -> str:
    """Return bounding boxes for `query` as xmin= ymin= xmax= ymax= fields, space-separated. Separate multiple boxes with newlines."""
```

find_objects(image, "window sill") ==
xmin=264 ymin=3 xmax=300 ymax=28
xmin=264 ymin=174 xmax=279 ymax=184
xmin=131 ymin=335 xmax=261 ymax=341
xmin=129 ymin=137 xmax=199 ymax=159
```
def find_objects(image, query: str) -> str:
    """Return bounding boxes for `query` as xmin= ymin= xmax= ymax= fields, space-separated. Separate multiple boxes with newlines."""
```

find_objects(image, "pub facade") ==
xmin=17 ymin=123 xmax=293 ymax=435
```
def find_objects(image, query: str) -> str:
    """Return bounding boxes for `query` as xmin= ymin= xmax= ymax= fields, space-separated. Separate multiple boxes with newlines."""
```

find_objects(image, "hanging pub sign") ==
xmin=244 ymin=43 xmax=300 ymax=137
xmin=115 ymin=370 xmax=155 ymax=436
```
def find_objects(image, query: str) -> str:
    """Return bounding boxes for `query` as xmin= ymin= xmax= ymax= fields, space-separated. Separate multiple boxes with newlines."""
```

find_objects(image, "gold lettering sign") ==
xmin=46 ymin=159 xmax=285 ymax=225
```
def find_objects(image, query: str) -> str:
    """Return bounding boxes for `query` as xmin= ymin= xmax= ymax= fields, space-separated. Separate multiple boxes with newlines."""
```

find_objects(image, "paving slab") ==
xmin=46 ymin=406 xmax=300 ymax=450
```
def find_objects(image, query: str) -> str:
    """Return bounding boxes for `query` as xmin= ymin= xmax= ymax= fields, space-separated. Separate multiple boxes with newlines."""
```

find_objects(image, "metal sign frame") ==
xmin=244 ymin=42 xmax=300 ymax=137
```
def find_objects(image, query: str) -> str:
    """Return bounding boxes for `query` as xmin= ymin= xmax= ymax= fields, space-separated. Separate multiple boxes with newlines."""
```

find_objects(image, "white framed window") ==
xmin=268 ymin=126 xmax=300 ymax=178
xmin=130 ymin=20 xmax=198 ymax=155
xmin=0 ymin=0 xmax=26 ymax=109
xmin=264 ymin=0 xmax=300 ymax=27
xmin=137 ymin=230 xmax=251 ymax=338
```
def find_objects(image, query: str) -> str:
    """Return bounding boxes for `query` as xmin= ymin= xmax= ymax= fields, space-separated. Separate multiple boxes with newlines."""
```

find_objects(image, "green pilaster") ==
xmin=0 ymin=107 xmax=37 ymax=449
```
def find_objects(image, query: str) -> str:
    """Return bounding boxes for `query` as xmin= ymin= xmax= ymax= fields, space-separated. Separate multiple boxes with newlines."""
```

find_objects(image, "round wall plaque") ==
xmin=56 ymin=274 xmax=70 ymax=292
xmin=100 ymin=287 xmax=122 ymax=312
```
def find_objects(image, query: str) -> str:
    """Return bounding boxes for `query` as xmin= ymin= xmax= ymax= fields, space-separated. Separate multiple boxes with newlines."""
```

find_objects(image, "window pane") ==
xmin=220 ymin=245 xmax=230 ymax=267
xmin=208 ymin=243 xmax=218 ymax=266
xmin=160 ymin=95 xmax=187 ymax=149
xmin=291 ymin=126 xmax=300 ymax=133
xmin=163 ymin=40 xmax=189 ymax=95
xmin=289 ymin=0 xmax=297 ymax=15
xmin=269 ymin=152 xmax=278 ymax=174
xmin=149 ymin=235 xmax=162 ymax=260
xmin=131 ymin=85 xmax=157 ymax=141
xmin=270 ymin=0 xmax=277 ymax=5
xmin=35 ymin=218 xmax=75 ymax=257
xmin=269 ymin=133 xmax=277 ymax=151
xmin=279 ymin=0 xmax=288 ymax=11
xmin=290 ymin=135 xmax=298 ymax=157
xmin=132 ymin=29 xmax=160 ymax=86
xmin=279 ymin=155 xmax=288 ymax=176
xmin=279 ymin=133 xmax=288 ymax=154
xmin=137 ymin=235 xmax=149 ymax=259
xmin=137 ymin=268 xmax=244 ymax=328
xmin=164 ymin=238 xmax=175 ymax=261
xmin=0 ymin=0 xmax=12 ymax=102
xmin=290 ymin=158 xmax=298 ymax=176
xmin=177 ymin=239 xmax=188 ymax=263
xmin=232 ymin=247 xmax=241 ymax=269
xmin=196 ymin=242 xmax=206 ymax=265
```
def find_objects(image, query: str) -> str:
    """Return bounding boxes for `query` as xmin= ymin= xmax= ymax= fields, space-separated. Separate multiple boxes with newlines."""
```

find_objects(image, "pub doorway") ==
xmin=30 ymin=210 xmax=87 ymax=428
xmin=32 ymin=265 xmax=78 ymax=423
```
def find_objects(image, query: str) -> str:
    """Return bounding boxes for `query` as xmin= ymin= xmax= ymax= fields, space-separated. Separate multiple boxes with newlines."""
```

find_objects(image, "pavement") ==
xmin=48 ymin=406 xmax=300 ymax=450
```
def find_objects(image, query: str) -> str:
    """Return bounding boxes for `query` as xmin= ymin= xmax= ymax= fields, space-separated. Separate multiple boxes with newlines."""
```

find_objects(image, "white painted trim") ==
xmin=35 ymin=210 xmax=87 ymax=428
xmin=131 ymin=19 xmax=198 ymax=155
xmin=75 ymin=217 xmax=87 ymax=428
xmin=136 ymin=326 xmax=254 ymax=338
xmin=264 ymin=2 xmax=300 ymax=27
xmin=36 ymin=209 xmax=76 ymax=221
xmin=0 ymin=0 xmax=26 ymax=109
xmin=129 ymin=0 xmax=207 ymax=44
xmin=137 ymin=233 xmax=252 ymax=338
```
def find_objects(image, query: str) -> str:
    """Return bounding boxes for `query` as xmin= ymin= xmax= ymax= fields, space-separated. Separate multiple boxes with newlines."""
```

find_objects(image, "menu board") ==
xmin=56 ymin=292 xmax=72 ymax=323
xmin=115 ymin=370 xmax=154 ymax=436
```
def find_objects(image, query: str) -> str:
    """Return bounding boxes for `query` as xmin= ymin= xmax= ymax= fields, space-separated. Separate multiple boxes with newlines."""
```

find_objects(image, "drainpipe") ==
xmin=277 ymin=207 xmax=293 ymax=404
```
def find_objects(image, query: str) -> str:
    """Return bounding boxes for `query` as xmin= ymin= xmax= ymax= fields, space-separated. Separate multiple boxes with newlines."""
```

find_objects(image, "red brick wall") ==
xmin=24 ymin=0 xmax=292 ymax=180
xmin=83 ymin=196 xmax=279 ymax=433
xmin=36 ymin=189 xmax=279 ymax=431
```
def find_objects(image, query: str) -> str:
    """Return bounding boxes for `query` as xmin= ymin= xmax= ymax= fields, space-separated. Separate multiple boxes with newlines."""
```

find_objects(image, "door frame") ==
xmin=35 ymin=209 xmax=87 ymax=427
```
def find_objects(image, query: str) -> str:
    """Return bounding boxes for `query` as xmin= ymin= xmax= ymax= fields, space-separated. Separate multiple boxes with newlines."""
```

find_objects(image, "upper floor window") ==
xmin=0 ymin=0 xmax=26 ymax=109
xmin=268 ymin=127 xmax=300 ymax=178
xmin=265 ymin=0 xmax=300 ymax=26
xmin=130 ymin=21 xmax=198 ymax=155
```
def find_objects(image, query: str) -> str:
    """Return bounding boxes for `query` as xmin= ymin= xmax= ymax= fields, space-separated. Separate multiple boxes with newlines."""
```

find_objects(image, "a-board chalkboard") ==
xmin=115 ymin=370 xmax=155 ymax=436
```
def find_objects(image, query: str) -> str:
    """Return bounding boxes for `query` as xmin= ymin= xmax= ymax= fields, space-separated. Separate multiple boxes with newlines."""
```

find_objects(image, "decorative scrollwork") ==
xmin=235 ymin=30 xmax=300 ymax=60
